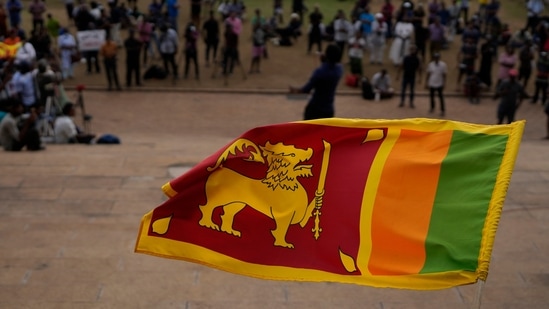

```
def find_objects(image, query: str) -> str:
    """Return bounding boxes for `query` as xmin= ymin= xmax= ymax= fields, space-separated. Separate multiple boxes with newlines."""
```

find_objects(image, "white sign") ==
xmin=77 ymin=30 xmax=106 ymax=51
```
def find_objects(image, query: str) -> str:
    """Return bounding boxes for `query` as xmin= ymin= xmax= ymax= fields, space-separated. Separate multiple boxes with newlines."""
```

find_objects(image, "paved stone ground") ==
xmin=0 ymin=90 xmax=548 ymax=309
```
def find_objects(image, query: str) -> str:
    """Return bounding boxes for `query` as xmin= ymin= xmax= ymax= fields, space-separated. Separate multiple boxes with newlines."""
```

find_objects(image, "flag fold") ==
xmin=135 ymin=118 xmax=524 ymax=290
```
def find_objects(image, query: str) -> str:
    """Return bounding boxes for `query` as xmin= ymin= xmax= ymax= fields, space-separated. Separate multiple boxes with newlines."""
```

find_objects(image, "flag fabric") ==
xmin=135 ymin=118 xmax=524 ymax=290
xmin=0 ymin=42 xmax=21 ymax=59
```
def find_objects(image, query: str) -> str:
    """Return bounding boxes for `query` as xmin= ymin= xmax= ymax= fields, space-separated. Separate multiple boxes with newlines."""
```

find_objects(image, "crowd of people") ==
xmin=1 ymin=0 xmax=549 ymax=151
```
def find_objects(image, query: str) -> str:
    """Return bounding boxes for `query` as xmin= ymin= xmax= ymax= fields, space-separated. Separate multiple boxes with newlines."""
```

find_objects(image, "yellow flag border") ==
xmin=135 ymin=209 xmax=478 ymax=290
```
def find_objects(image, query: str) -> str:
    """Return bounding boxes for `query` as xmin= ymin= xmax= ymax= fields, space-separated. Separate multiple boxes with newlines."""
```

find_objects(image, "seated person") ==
xmin=0 ymin=98 xmax=43 ymax=151
xmin=275 ymin=13 xmax=302 ymax=46
xmin=371 ymin=69 xmax=394 ymax=100
xmin=54 ymin=102 xmax=96 ymax=144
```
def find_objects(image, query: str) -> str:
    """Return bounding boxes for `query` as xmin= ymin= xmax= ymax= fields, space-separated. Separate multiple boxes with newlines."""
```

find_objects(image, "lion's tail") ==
xmin=207 ymin=138 xmax=265 ymax=172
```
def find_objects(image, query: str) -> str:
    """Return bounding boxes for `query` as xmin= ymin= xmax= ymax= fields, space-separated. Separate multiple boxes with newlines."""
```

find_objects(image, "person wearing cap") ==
xmin=425 ymin=52 xmax=447 ymax=116
xmin=493 ymin=68 xmax=526 ymax=124
xmin=289 ymin=44 xmax=343 ymax=120
xmin=369 ymin=13 xmax=388 ymax=65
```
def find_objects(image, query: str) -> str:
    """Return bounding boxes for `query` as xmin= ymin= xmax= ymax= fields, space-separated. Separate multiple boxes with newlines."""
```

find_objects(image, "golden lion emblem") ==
xmin=198 ymin=138 xmax=327 ymax=248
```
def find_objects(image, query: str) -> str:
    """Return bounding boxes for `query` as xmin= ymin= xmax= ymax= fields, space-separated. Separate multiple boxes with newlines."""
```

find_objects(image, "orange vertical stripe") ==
xmin=368 ymin=130 xmax=453 ymax=275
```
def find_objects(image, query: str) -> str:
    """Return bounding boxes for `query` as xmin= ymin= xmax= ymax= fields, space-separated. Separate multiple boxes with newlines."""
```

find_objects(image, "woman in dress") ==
xmin=389 ymin=16 xmax=415 ymax=66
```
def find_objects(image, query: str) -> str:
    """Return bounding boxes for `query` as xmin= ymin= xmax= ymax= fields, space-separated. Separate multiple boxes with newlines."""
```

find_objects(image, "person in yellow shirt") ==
xmin=100 ymin=36 xmax=121 ymax=91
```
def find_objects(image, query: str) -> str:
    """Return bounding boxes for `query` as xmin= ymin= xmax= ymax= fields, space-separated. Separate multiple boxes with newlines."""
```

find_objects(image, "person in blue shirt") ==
xmin=289 ymin=44 xmax=343 ymax=120
xmin=166 ymin=0 xmax=179 ymax=33
xmin=359 ymin=7 xmax=374 ymax=41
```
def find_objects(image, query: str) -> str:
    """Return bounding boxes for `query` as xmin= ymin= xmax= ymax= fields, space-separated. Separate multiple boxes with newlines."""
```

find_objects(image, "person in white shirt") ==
xmin=372 ymin=69 xmax=394 ymax=100
xmin=369 ymin=13 xmax=388 ymax=65
xmin=333 ymin=10 xmax=353 ymax=59
xmin=348 ymin=31 xmax=366 ymax=76
xmin=57 ymin=28 xmax=77 ymax=79
xmin=425 ymin=53 xmax=448 ymax=116
xmin=12 ymin=62 xmax=37 ymax=109
xmin=54 ymin=102 xmax=95 ymax=144
xmin=14 ymin=40 xmax=36 ymax=66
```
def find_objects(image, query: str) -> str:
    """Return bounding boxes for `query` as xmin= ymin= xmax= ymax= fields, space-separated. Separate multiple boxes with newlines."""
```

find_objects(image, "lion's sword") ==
xmin=311 ymin=140 xmax=331 ymax=240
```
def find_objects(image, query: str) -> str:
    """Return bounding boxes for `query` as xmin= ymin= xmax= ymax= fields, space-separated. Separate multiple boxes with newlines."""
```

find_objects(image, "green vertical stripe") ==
xmin=420 ymin=131 xmax=508 ymax=273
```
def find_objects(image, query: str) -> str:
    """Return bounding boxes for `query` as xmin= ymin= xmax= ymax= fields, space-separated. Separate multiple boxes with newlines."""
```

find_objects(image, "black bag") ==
xmin=143 ymin=65 xmax=167 ymax=80
xmin=361 ymin=77 xmax=375 ymax=100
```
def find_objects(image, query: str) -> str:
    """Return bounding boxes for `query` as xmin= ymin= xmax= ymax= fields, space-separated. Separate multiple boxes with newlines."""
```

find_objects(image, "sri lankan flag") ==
xmin=135 ymin=118 xmax=524 ymax=290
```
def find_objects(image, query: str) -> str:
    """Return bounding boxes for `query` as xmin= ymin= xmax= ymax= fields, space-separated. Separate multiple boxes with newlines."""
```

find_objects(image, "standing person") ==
xmin=525 ymin=0 xmax=543 ymax=34
xmin=497 ymin=44 xmax=517 ymax=87
xmin=202 ymin=10 xmax=219 ymax=67
xmin=100 ymin=36 xmax=121 ymax=91
xmin=478 ymin=35 xmax=496 ymax=88
xmin=6 ymin=0 xmax=22 ymax=28
xmin=396 ymin=45 xmax=422 ymax=108
xmin=0 ymin=98 xmax=42 ymax=151
xmin=45 ymin=14 xmax=60 ymax=48
xmin=57 ymin=28 xmax=77 ymax=79
xmin=428 ymin=16 xmax=445 ymax=60
xmin=158 ymin=24 xmax=179 ymax=80
xmin=137 ymin=15 xmax=154 ymax=66
xmin=307 ymin=5 xmax=324 ymax=54
xmin=369 ymin=13 xmax=387 ymax=65
xmin=456 ymin=37 xmax=478 ymax=91
xmin=273 ymin=0 xmax=283 ymax=24
xmin=381 ymin=0 xmax=394 ymax=38
xmin=459 ymin=0 xmax=469 ymax=24
xmin=63 ymin=0 xmax=74 ymax=24
xmin=389 ymin=16 xmax=415 ymax=66
xmin=494 ymin=69 xmax=526 ymax=124
xmin=166 ymin=0 xmax=180 ymax=33
xmin=292 ymin=0 xmax=306 ymax=21
xmin=82 ymin=24 xmax=101 ymax=75
xmin=28 ymin=0 xmax=46 ymax=32
xmin=249 ymin=21 xmax=265 ymax=74
xmin=359 ymin=6 xmax=374 ymax=45
xmin=518 ymin=40 xmax=534 ymax=91
xmin=190 ymin=0 xmax=202 ymax=26
xmin=183 ymin=22 xmax=199 ymax=79
xmin=447 ymin=0 xmax=460 ymax=42
xmin=348 ymin=30 xmax=366 ymax=77
xmin=289 ymin=44 xmax=343 ymax=120
xmin=220 ymin=22 xmax=239 ymax=76
xmin=124 ymin=29 xmax=142 ymax=87
xmin=532 ymin=51 xmax=549 ymax=105
xmin=333 ymin=10 xmax=353 ymax=58
xmin=425 ymin=53 xmax=447 ymax=116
